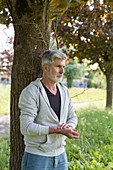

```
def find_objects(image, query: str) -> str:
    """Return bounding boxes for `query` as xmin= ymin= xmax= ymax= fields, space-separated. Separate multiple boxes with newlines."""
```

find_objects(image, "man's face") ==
xmin=47 ymin=58 xmax=65 ymax=83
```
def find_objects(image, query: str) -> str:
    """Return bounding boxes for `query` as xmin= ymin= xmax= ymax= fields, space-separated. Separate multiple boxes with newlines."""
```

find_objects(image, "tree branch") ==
xmin=71 ymin=87 xmax=88 ymax=98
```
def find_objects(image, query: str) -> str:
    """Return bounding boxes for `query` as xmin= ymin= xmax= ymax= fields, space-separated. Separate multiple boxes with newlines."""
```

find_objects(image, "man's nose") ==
xmin=60 ymin=68 xmax=64 ymax=74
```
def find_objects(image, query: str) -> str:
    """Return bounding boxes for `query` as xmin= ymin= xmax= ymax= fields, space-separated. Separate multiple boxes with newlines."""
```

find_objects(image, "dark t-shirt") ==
xmin=42 ymin=83 xmax=61 ymax=120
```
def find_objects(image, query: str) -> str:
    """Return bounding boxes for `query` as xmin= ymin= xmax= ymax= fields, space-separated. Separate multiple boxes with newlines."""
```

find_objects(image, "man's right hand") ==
xmin=49 ymin=125 xmax=80 ymax=139
xmin=57 ymin=126 xmax=80 ymax=139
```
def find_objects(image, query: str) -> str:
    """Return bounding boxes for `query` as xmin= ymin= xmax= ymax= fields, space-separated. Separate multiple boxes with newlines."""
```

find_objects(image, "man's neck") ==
xmin=41 ymin=77 xmax=57 ymax=95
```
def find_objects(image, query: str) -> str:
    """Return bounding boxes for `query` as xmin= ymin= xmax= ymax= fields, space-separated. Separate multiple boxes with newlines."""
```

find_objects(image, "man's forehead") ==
xmin=54 ymin=58 xmax=65 ymax=62
xmin=52 ymin=58 xmax=66 ymax=66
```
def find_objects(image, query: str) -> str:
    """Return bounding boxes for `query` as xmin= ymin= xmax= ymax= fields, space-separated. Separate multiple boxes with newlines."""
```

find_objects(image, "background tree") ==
xmin=0 ymin=0 xmax=88 ymax=169
xmin=54 ymin=0 xmax=113 ymax=107
xmin=64 ymin=58 xmax=87 ymax=88
xmin=76 ymin=1 xmax=113 ymax=107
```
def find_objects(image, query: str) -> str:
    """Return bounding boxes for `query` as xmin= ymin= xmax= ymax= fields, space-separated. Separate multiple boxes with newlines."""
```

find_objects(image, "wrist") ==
xmin=49 ymin=126 xmax=61 ymax=134
xmin=56 ymin=127 xmax=62 ymax=134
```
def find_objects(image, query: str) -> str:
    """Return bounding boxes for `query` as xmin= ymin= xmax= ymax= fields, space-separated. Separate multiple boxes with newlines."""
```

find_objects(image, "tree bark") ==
xmin=7 ymin=0 xmax=51 ymax=169
xmin=106 ymin=73 xmax=113 ymax=108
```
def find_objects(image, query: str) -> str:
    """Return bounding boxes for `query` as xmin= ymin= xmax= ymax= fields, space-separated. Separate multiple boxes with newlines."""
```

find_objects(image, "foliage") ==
xmin=55 ymin=1 xmax=113 ymax=75
xmin=0 ymin=0 xmax=87 ymax=25
xmin=75 ymin=2 xmax=113 ymax=76
xmin=86 ymin=69 xmax=106 ymax=89
xmin=54 ymin=0 xmax=113 ymax=107
xmin=49 ymin=0 xmax=79 ymax=20
xmin=91 ymin=70 xmax=106 ymax=89
xmin=0 ymin=0 xmax=12 ymax=26
xmin=64 ymin=58 xmax=87 ymax=88
xmin=85 ymin=69 xmax=94 ymax=80
xmin=65 ymin=107 xmax=113 ymax=170
xmin=0 ymin=84 xmax=10 ymax=115
xmin=0 ymin=135 xmax=10 ymax=170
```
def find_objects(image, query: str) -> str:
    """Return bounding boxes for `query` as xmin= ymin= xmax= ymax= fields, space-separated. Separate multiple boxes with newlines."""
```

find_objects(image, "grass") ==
xmin=69 ymin=87 xmax=106 ymax=103
xmin=66 ymin=107 xmax=113 ymax=170
xmin=0 ymin=135 xmax=10 ymax=170
xmin=0 ymin=85 xmax=106 ymax=116
xmin=0 ymin=84 xmax=10 ymax=116
xmin=0 ymin=107 xmax=113 ymax=169
xmin=0 ymin=85 xmax=112 ymax=169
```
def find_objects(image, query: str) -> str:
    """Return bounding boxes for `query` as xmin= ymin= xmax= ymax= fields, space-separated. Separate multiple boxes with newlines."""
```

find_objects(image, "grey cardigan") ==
xmin=19 ymin=78 xmax=78 ymax=156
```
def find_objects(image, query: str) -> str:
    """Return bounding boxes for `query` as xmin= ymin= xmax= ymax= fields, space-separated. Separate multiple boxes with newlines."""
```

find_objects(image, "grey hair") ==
xmin=41 ymin=50 xmax=67 ymax=67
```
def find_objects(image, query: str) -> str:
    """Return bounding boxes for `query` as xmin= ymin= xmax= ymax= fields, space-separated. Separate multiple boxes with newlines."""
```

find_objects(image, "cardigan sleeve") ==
xmin=19 ymin=85 xmax=49 ymax=136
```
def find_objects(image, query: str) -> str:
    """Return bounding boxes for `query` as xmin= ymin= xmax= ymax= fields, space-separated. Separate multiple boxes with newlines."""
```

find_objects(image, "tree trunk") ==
xmin=106 ymin=73 xmax=113 ymax=108
xmin=7 ymin=1 xmax=51 ymax=169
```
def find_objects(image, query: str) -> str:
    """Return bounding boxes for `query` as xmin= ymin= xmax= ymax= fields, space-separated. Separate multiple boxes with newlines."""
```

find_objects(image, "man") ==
xmin=19 ymin=50 xmax=80 ymax=170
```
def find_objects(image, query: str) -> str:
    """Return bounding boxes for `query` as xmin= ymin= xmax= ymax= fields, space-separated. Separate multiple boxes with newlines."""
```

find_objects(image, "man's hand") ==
xmin=49 ymin=123 xmax=80 ymax=139
xmin=57 ymin=123 xmax=73 ymax=130
xmin=57 ymin=123 xmax=80 ymax=139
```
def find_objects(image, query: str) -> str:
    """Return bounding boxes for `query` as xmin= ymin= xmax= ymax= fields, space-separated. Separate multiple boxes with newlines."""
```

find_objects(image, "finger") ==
xmin=63 ymin=124 xmax=69 ymax=128
xmin=60 ymin=123 xmax=70 ymax=129
xmin=73 ymin=130 xmax=80 ymax=136
xmin=58 ymin=123 xmax=70 ymax=129
xmin=74 ymin=130 xmax=81 ymax=135
xmin=73 ymin=132 xmax=80 ymax=138
xmin=57 ymin=123 xmax=64 ymax=129
xmin=73 ymin=130 xmax=78 ymax=134
xmin=69 ymin=126 xmax=73 ymax=130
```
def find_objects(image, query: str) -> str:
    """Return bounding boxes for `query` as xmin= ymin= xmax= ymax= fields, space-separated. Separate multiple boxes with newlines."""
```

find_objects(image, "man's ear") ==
xmin=43 ymin=64 xmax=48 ymax=72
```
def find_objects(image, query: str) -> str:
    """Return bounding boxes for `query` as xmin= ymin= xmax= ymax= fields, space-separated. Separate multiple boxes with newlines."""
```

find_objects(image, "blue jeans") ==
xmin=21 ymin=151 xmax=68 ymax=170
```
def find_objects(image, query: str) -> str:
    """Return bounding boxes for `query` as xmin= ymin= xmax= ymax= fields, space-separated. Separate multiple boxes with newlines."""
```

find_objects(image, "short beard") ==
xmin=47 ymin=73 xmax=63 ymax=83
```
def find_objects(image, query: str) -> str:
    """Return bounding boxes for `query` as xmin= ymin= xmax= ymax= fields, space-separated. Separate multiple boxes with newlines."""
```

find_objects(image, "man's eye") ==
xmin=56 ymin=65 xmax=65 ymax=68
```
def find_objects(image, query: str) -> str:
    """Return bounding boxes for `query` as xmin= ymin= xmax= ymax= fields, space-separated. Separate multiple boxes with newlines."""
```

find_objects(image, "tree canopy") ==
xmin=55 ymin=1 xmax=113 ymax=68
xmin=53 ymin=0 xmax=113 ymax=107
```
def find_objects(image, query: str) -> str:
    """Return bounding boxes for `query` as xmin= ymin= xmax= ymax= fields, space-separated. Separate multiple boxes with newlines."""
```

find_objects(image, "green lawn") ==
xmin=0 ymin=85 xmax=107 ymax=116
xmin=69 ymin=87 xmax=106 ymax=103
xmin=0 ymin=85 xmax=10 ymax=116
xmin=66 ymin=107 xmax=113 ymax=170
